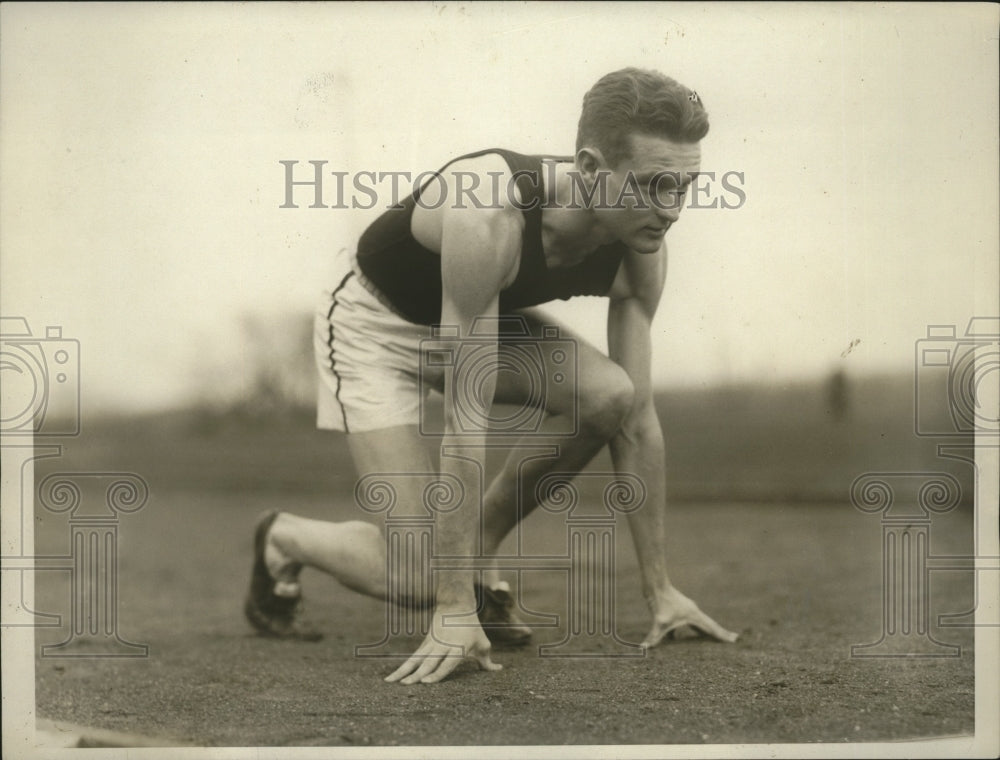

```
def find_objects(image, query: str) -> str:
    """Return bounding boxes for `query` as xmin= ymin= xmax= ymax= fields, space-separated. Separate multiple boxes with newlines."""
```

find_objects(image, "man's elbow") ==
xmin=617 ymin=396 xmax=661 ymax=444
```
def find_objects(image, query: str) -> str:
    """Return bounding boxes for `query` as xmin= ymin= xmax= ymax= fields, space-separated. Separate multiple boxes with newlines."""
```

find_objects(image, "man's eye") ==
xmin=651 ymin=184 xmax=689 ymax=198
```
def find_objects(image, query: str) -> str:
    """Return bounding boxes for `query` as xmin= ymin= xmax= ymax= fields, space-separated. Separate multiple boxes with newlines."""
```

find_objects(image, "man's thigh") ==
xmin=346 ymin=424 xmax=442 ymax=520
xmin=492 ymin=308 xmax=629 ymax=422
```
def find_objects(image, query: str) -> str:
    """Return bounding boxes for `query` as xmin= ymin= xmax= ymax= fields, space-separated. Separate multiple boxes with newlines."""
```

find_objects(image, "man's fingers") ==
xmin=641 ymin=629 xmax=666 ymax=650
xmin=476 ymin=654 xmax=503 ymax=673
xmin=387 ymin=646 xmax=450 ymax=685
xmin=689 ymin=608 xmax=739 ymax=643
xmin=642 ymin=605 xmax=740 ymax=649
xmin=418 ymin=642 xmax=500 ymax=683
xmin=385 ymin=655 xmax=422 ymax=683
xmin=387 ymin=641 xmax=500 ymax=685
xmin=402 ymin=649 xmax=450 ymax=685
xmin=384 ymin=639 xmax=433 ymax=683
xmin=384 ymin=613 xmax=504 ymax=685
xmin=418 ymin=653 xmax=463 ymax=684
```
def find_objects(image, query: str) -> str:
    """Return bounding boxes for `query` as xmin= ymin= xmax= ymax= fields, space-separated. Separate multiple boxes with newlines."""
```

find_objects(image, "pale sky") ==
xmin=2 ymin=2 xmax=997 ymax=412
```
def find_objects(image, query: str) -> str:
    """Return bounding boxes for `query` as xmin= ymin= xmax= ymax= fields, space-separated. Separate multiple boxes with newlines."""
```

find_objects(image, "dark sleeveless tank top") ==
xmin=355 ymin=148 xmax=627 ymax=325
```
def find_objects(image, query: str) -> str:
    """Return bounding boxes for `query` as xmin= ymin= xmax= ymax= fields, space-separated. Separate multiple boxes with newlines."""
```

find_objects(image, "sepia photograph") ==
xmin=1 ymin=2 xmax=997 ymax=757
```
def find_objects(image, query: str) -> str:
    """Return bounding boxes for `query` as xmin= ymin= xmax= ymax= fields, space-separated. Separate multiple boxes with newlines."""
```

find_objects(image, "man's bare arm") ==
xmin=607 ymin=245 xmax=671 ymax=602
xmin=386 ymin=166 xmax=522 ymax=684
xmin=607 ymin=244 xmax=738 ymax=645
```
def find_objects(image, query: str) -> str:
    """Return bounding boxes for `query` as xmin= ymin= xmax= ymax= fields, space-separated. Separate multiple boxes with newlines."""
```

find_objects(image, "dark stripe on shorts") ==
xmin=326 ymin=270 xmax=355 ymax=433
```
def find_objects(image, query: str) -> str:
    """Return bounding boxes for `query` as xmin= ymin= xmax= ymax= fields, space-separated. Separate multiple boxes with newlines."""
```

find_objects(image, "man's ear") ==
xmin=575 ymin=147 xmax=606 ymax=179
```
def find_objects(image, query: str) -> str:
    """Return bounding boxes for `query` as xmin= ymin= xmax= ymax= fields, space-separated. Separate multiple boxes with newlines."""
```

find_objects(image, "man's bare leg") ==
xmin=478 ymin=313 xmax=637 ymax=587
xmin=264 ymin=515 xmax=387 ymax=597
xmin=478 ymin=310 xmax=738 ymax=645
xmin=479 ymin=414 xmax=622 ymax=574
xmin=258 ymin=309 xmax=737 ymax=646
xmin=262 ymin=425 xmax=436 ymax=605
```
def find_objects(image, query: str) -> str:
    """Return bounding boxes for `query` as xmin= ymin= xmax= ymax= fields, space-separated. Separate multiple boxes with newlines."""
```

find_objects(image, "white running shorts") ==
xmin=313 ymin=250 xmax=442 ymax=433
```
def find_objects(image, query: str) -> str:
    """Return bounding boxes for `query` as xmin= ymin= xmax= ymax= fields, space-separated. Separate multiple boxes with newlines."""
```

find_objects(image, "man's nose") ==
xmin=655 ymin=195 xmax=681 ymax=223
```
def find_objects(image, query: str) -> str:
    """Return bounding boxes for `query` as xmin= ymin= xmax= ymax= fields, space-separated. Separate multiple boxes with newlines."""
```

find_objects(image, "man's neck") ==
xmin=540 ymin=162 xmax=615 ymax=268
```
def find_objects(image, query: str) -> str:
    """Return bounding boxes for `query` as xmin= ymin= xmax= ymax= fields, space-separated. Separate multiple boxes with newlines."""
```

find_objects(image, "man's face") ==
xmin=592 ymin=133 xmax=702 ymax=253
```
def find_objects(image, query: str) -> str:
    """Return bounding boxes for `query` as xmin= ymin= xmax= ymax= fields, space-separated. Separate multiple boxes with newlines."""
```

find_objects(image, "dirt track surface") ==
xmin=30 ymin=420 xmax=976 ymax=747
xmin=34 ymin=504 xmax=975 ymax=746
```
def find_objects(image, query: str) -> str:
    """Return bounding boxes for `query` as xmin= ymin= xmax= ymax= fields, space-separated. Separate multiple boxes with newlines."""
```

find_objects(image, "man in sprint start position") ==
xmin=245 ymin=68 xmax=739 ymax=684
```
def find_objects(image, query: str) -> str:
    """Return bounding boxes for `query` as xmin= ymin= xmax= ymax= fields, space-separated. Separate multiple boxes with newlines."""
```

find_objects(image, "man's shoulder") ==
xmin=411 ymin=151 xmax=525 ymax=279
xmin=444 ymin=150 xmax=520 ymax=184
xmin=445 ymin=150 xmax=515 ymax=174
xmin=435 ymin=151 xmax=532 ymax=222
xmin=443 ymin=147 xmax=547 ymax=173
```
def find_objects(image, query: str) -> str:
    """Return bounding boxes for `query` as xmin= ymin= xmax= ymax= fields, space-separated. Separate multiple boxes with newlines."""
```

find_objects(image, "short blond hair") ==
xmin=576 ymin=68 xmax=709 ymax=167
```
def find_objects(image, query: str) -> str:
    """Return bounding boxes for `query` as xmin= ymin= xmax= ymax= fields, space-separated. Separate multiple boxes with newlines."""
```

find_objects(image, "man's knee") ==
xmin=579 ymin=366 xmax=635 ymax=439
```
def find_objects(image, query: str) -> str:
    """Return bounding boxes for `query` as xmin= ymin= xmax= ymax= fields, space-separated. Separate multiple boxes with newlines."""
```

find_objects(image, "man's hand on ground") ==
xmin=642 ymin=587 xmax=739 ymax=648
xmin=385 ymin=608 xmax=502 ymax=685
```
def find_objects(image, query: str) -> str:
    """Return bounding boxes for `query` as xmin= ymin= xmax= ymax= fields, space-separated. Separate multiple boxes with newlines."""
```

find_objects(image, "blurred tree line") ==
xmin=193 ymin=311 xmax=316 ymax=428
